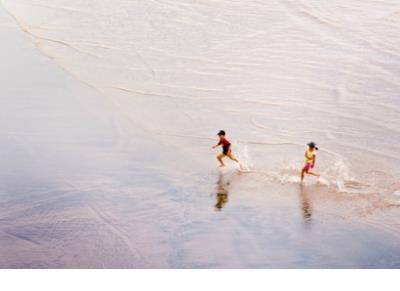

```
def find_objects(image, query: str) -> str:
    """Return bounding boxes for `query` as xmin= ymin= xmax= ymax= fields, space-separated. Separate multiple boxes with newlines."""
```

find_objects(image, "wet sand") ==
xmin=1 ymin=1 xmax=400 ymax=268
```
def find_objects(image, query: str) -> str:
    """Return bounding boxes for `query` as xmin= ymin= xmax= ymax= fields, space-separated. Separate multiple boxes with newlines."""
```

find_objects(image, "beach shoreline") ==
xmin=1 ymin=1 xmax=400 ymax=268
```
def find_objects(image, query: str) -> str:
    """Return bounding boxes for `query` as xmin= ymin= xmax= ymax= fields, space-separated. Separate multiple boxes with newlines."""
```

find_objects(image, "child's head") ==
xmin=307 ymin=142 xmax=318 ymax=151
xmin=217 ymin=130 xmax=226 ymax=137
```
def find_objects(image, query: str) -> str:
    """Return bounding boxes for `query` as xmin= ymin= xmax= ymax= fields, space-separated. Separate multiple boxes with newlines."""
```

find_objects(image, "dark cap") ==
xmin=217 ymin=130 xmax=226 ymax=136
xmin=307 ymin=142 xmax=318 ymax=150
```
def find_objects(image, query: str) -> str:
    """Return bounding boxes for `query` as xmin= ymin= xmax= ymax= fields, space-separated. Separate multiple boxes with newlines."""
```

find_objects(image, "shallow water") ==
xmin=1 ymin=0 xmax=400 ymax=268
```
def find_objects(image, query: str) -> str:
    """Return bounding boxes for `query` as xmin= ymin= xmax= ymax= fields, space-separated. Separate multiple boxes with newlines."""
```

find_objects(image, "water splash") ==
xmin=235 ymin=142 xmax=255 ymax=172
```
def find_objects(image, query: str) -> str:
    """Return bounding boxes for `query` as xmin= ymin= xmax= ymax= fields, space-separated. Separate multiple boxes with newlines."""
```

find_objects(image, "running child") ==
xmin=301 ymin=142 xmax=320 ymax=182
xmin=212 ymin=130 xmax=240 ymax=167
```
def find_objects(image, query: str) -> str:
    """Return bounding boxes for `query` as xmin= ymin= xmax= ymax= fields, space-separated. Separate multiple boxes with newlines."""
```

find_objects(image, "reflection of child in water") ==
xmin=215 ymin=172 xmax=229 ymax=210
xmin=301 ymin=142 xmax=320 ymax=182
xmin=215 ymin=192 xmax=228 ymax=210
xmin=299 ymin=185 xmax=312 ymax=221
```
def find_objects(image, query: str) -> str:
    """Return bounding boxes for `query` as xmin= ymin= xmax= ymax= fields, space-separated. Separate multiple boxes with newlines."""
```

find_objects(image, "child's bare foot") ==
xmin=219 ymin=164 xmax=225 ymax=168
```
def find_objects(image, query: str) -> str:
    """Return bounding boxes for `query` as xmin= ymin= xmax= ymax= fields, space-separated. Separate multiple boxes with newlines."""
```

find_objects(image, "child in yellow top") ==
xmin=301 ymin=142 xmax=320 ymax=182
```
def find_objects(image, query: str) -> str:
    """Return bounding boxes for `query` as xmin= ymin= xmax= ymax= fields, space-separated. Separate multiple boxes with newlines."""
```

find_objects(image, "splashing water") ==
xmin=322 ymin=158 xmax=353 ymax=191
xmin=246 ymin=154 xmax=393 ymax=196
xmin=235 ymin=143 xmax=255 ymax=172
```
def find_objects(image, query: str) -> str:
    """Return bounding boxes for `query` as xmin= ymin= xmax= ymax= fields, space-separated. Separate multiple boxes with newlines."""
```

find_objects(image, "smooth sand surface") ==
xmin=1 ymin=1 xmax=400 ymax=268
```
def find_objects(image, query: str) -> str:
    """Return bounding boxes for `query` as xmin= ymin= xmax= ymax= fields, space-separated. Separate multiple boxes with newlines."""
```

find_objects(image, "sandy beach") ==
xmin=1 ymin=0 xmax=400 ymax=268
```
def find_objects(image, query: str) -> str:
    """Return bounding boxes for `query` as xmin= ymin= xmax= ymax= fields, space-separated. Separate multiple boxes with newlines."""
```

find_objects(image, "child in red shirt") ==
xmin=212 ymin=130 xmax=240 ymax=167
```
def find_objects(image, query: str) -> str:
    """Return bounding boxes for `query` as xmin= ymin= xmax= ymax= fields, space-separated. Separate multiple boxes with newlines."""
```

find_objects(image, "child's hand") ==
xmin=212 ymin=145 xmax=216 ymax=149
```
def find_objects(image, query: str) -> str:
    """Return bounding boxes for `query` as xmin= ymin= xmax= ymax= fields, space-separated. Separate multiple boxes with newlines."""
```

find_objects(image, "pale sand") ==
xmin=1 ymin=2 xmax=400 ymax=268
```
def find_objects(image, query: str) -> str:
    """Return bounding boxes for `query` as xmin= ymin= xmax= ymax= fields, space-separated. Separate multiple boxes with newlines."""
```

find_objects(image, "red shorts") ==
xmin=303 ymin=163 xmax=313 ymax=171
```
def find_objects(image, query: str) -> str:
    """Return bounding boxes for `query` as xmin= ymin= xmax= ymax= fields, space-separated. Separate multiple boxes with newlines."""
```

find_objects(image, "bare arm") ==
xmin=212 ymin=142 xmax=221 ymax=149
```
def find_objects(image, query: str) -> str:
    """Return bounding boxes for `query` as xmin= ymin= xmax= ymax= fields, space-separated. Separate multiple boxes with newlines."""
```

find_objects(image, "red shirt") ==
xmin=218 ymin=137 xmax=231 ymax=154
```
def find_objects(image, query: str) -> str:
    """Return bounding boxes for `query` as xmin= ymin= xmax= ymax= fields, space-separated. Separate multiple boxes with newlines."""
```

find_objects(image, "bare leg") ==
xmin=227 ymin=152 xmax=242 ymax=169
xmin=307 ymin=171 xmax=320 ymax=178
xmin=217 ymin=154 xmax=225 ymax=167
xmin=302 ymin=168 xmax=320 ymax=181
xmin=231 ymin=156 xmax=240 ymax=164
xmin=301 ymin=169 xmax=305 ymax=182
xmin=227 ymin=151 xmax=239 ymax=163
